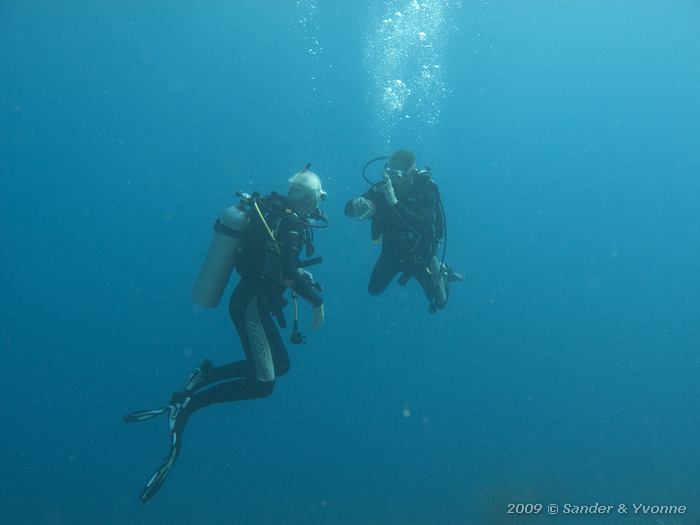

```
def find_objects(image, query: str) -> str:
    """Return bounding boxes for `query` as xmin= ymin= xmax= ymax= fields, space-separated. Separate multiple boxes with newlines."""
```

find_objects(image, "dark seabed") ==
xmin=1 ymin=1 xmax=699 ymax=524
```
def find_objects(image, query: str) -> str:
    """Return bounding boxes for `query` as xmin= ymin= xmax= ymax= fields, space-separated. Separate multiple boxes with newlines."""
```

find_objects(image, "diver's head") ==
xmin=388 ymin=149 xmax=416 ymax=172
xmin=384 ymin=149 xmax=416 ymax=187
xmin=287 ymin=168 xmax=326 ymax=216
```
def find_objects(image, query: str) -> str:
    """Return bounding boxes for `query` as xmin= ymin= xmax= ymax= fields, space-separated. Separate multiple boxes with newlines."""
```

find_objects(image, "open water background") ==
xmin=2 ymin=1 xmax=699 ymax=524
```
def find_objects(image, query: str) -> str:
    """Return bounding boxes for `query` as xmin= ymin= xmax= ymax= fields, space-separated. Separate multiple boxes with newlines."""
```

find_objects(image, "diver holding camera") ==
xmin=345 ymin=149 xmax=462 ymax=313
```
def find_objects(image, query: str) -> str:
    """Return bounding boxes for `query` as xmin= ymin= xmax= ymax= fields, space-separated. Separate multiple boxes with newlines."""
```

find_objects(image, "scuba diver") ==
xmin=124 ymin=167 xmax=327 ymax=503
xmin=345 ymin=149 xmax=462 ymax=314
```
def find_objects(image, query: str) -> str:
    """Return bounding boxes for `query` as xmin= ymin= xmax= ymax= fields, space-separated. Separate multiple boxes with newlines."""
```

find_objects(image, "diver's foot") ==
xmin=168 ymin=392 xmax=192 ymax=433
xmin=429 ymin=302 xmax=445 ymax=314
xmin=123 ymin=407 xmax=168 ymax=424
xmin=447 ymin=271 xmax=464 ymax=283
xmin=181 ymin=358 xmax=214 ymax=392
xmin=441 ymin=264 xmax=464 ymax=283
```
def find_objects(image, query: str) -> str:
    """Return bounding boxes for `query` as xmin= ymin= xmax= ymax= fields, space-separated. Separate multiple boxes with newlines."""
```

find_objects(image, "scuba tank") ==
xmin=192 ymin=204 xmax=249 ymax=308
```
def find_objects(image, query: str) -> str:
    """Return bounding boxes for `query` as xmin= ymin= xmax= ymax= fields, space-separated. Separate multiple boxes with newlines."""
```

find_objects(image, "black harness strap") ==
xmin=214 ymin=218 xmax=248 ymax=239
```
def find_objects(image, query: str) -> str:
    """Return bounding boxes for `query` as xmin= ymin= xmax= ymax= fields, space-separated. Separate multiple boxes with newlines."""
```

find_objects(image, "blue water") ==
xmin=2 ymin=2 xmax=699 ymax=524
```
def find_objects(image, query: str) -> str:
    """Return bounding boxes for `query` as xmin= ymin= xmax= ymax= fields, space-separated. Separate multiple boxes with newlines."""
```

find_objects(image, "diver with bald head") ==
xmin=125 ymin=166 xmax=327 ymax=502
xmin=346 ymin=149 xmax=462 ymax=313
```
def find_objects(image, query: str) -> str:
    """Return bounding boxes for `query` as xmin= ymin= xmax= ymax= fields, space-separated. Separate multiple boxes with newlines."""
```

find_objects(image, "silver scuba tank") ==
xmin=192 ymin=204 xmax=249 ymax=308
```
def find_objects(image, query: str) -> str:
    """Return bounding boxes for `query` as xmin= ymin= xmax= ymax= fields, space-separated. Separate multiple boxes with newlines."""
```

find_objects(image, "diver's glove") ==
xmin=346 ymin=197 xmax=376 ymax=220
xmin=311 ymin=304 xmax=324 ymax=330
xmin=379 ymin=174 xmax=398 ymax=206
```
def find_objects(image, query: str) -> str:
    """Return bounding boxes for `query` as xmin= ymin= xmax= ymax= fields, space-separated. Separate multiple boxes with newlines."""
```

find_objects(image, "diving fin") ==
xmin=123 ymin=407 xmax=168 ymax=423
xmin=138 ymin=397 xmax=189 ymax=503
xmin=139 ymin=447 xmax=177 ymax=503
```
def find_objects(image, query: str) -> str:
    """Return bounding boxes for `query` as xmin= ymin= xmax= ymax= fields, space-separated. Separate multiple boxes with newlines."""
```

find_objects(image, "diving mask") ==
xmin=384 ymin=166 xmax=404 ymax=182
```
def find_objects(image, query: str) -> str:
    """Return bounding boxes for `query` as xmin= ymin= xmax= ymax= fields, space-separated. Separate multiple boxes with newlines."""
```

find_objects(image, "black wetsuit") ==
xmin=346 ymin=173 xmax=445 ymax=308
xmin=183 ymin=193 xmax=322 ymax=414
xmin=127 ymin=193 xmax=323 ymax=503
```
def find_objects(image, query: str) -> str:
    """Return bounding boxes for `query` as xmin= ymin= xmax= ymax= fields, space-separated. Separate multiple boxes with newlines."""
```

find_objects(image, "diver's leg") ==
xmin=130 ymin=280 xmax=285 ymax=503
xmin=368 ymin=252 xmax=400 ymax=295
xmin=257 ymin=291 xmax=291 ymax=377
xmin=178 ymin=280 xmax=258 ymax=394
xmin=184 ymin=376 xmax=275 ymax=410
xmin=175 ymin=280 xmax=262 ymax=395
xmin=136 ymin=360 xmax=267 ymax=503
xmin=178 ymin=279 xmax=274 ymax=397
xmin=181 ymin=359 xmax=253 ymax=394
xmin=128 ymin=363 xmax=251 ymax=425
xmin=412 ymin=256 xmax=446 ymax=313
xmin=127 ymin=281 xmax=252 ymax=502
xmin=229 ymin=281 xmax=283 ymax=382
xmin=171 ymin=293 xmax=285 ymax=414
xmin=229 ymin=278 xmax=259 ymax=363
xmin=172 ymin=291 xmax=286 ymax=418
xmin=125 ymin=361 xmax=252 ymax=425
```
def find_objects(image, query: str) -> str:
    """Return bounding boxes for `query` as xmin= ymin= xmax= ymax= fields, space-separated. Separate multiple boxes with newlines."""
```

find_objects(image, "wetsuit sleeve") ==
xmin=392 ymin=182 xmax=438 ymax=240
xmin=279 ymin=222 xmax=324 ymax=307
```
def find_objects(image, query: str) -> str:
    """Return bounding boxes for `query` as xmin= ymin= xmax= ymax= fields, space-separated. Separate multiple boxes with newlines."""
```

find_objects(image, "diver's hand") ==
xmin=379 ymin=174 xmax=398 ymax=206
xmin=297 ymin=268 xmax=314 ymax=282
xmin=311 ymin=304 xmax=324 ymax=330
xmin=297 ymin=268 xmax=322 ymax=293
xmin=346 ymin=197 xmax=376 ymax=220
